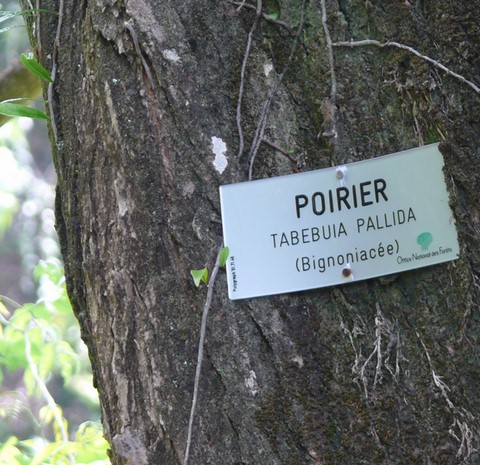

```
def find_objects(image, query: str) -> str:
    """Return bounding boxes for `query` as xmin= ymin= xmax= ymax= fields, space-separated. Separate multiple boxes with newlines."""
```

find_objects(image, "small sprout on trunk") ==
xmin=219 ymin=247 xmax=229 ymax=268
xmin=191 ymin=268 xmax=209 ymax=287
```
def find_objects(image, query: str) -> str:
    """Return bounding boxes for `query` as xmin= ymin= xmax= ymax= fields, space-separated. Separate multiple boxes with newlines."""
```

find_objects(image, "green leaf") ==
xmin=266 ymin=11 xmax=280 ymax=20
xmin=30 ymin=440 xmax=80 ymax=465
xmin=190 ymin=268 xmax=208 ymax=287
xmin=75 ymin=421 xmax=110 ymax=462
xmin=23 ymin=303 xmax=52 ymax=321
xmin=0 ymin=436 xmax=24 ymax=465
xmin=219 ymin=247 xmax=229 ymax=267
xmin=0 ymin=24 xmax=22 ymax=35
xmin=0 ymin=101 xmax=50 ymax=121
xmin=0 ymin=337 xmax=28 ymax=372
xmin=23 ymin=368 xmax=36 ymax=397
xmin=36 ymin=343 xmax=55 ymax=381
xmin=0 ymin=300 xmax=9 ymax=317
xmin=34 ymin=260 xmax=64 ymax=284
xmin=56 ymin=341 xmax=80 ymax=384
xmin=20 ymin=52 xmax=53 ymax=83
xmin=0 ymin=11 xmax=23 ymax=24
xmin=0 ymin=9 xmax=49 ymax=25
xmin=9 ymin=307 xmax=34 ymax=330
xmin=0 ymin=9 xmax=45 ymax=35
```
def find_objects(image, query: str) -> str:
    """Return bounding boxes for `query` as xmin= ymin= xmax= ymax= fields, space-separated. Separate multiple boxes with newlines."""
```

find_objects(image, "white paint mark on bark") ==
xmin=211 ymin=136 xmax=228 ymax=174
xmin=104 ymin=82 xmax=121 ymax=140
xmin=114 ymin=178 xmax=130 ymax=217
xmin=245 ymin=370 xmax=260 ymax=396
xmin=182 ymin=181 xmax=195 ymax=197
xmin=292 ymin=355 xmax=304 ymax=368
xmin=162 ymin=49 xmax=182 ymax=63
xmin=117 ymin=199 xmax=128 ymax=217
xmin=113 ymin=179 xmax=137 ymax=239
xmin=263 ymin=61 xmax=274 ymax=77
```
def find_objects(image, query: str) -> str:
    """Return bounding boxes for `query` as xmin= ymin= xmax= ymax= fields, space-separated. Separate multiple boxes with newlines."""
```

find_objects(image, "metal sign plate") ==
xmin=220 ymin=144 xmax=459 ymax=300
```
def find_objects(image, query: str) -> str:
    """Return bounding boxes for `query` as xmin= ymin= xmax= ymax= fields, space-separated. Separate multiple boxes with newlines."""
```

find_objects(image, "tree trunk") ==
xmin=24 ymin=0 xmax=480 ymax=463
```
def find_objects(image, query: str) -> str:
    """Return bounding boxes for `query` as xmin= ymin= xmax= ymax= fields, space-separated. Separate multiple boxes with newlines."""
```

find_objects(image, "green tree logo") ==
xmin=417 ymin=232 xmax=433 ymax=251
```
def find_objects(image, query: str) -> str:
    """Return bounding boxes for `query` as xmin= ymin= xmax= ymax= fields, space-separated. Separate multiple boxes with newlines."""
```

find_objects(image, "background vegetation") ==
xmin=0 ymin=3 xmax=110 ymax=463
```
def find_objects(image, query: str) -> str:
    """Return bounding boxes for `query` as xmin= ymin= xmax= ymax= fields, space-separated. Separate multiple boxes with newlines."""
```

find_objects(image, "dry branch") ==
xmin=333 ymin=39 xmax=480 ymax=94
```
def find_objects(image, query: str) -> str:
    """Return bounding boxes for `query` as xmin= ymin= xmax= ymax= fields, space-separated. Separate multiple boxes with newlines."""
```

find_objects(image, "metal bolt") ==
xmin=342 ymin=267 xmax=352 ymax=278
xmin=336 ymin=169 xmax=344 ymax=180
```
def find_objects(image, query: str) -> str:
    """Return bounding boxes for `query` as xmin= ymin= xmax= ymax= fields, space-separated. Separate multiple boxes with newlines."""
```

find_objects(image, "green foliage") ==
xmin=0 ymin=8 xmax=44 ymax=35
xmin=0 ymin=10 xmax=24 ymax=35
xmin=1 ymin=9 xmax=51 ymax=122
xmin=219 ymin=246 xmax=229 ymax=268
xmin=191 ymin=247 xmax=229 ymax=287
xmin=266 ymin=11 xmax=280 ymax=20
xmin=20 ymin=53 xmax=52 ymax=83
xmin=0 ymin=262 xmax=110 ymax=465
xmin=191 ymin=268 xmax=208 ymax=287
xmin=0 ymin=426 xmax=109 ymax=465
xmin=0 ymin=192 xmax=18 ymax=240
xmin=265 ymin=0 xmax=280 ymax=20
xmin=0 ymin=100 xmax=50 ymax=121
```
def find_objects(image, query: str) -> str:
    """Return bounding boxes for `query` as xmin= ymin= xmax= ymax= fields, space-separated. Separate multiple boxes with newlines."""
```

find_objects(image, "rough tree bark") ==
xmin=23 ymin=0 xmax=480 ymax=464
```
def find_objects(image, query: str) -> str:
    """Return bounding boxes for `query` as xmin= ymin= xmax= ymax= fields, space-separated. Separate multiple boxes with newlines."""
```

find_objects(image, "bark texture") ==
xmin=24 ymin=0 xmax=480 ymax=464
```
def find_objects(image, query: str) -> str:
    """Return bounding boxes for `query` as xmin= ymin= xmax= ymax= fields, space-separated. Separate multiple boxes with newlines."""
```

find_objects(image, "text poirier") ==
xmin=295 ymin=178 xmax=388 ymax=218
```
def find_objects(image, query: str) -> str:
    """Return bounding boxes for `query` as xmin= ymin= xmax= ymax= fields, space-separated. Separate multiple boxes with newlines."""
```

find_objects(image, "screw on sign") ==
xmin=342 ymin=267 xmax=352 ymax=278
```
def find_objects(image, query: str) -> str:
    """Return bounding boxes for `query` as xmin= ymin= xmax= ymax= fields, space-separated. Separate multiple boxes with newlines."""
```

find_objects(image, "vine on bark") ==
xmin=184 ymin=2 xmax=307 ymax=463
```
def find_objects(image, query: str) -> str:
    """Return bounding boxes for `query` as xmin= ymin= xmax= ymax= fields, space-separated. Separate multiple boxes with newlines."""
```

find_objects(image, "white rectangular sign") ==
xmin=220 ymin=144 xmax=459 ymax=300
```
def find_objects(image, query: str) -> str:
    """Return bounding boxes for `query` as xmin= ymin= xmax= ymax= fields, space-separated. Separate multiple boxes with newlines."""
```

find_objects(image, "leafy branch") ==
xmin=0 ymin=11 xmax=52 ymax=126
xmin=0 ymin=98 xmax=50 ymax=120
xmin=0 ymin=262 xmax=110 ymax=465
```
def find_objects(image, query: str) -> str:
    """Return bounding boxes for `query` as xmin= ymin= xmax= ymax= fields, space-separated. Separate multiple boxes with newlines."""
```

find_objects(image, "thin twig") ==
xmin=0 ymin=294 xmax=22 ymax=310
xmin=34 ymin=0 xmax=41 ymax=55
xmin=373 ymin=303 xmax=383 ymax=389
xmin=184 ymin=245 xmax=223 ymax=465
xmin=359 ymin=345 xmax=377 ymax=399
xmin=247 ymin=98 xmax=271 ymax=179
xmin=261 ymin=138 xmax=296 ymax=163
xmin=24 ymin=0 xmax=41 ymax=54
xmin=236 ymin=0 xmax=263 ymax=159
xmin=247 ymin=0 xmax=307 ymax=179
xmin=332 ymin=39 xmax=480 ymax=94
xmin=236 ymin=0 xmax=247 ymax=10
xmin=229 ymin=1 xmax=294 ymax=34
xmin=417 ymin=333 xmax=455 ymax=409
xmin=124 ymin=21 xmax=156 ymax=91
xmin=418 ymin=336 xmax=477 ymax=460
xmin=47 ymin=0 xmax=64 ymax=144
xmin=320 ymin=0 xmax=338 ymax=139
xmin=24 ymin=334 xmax=75 ymax=464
